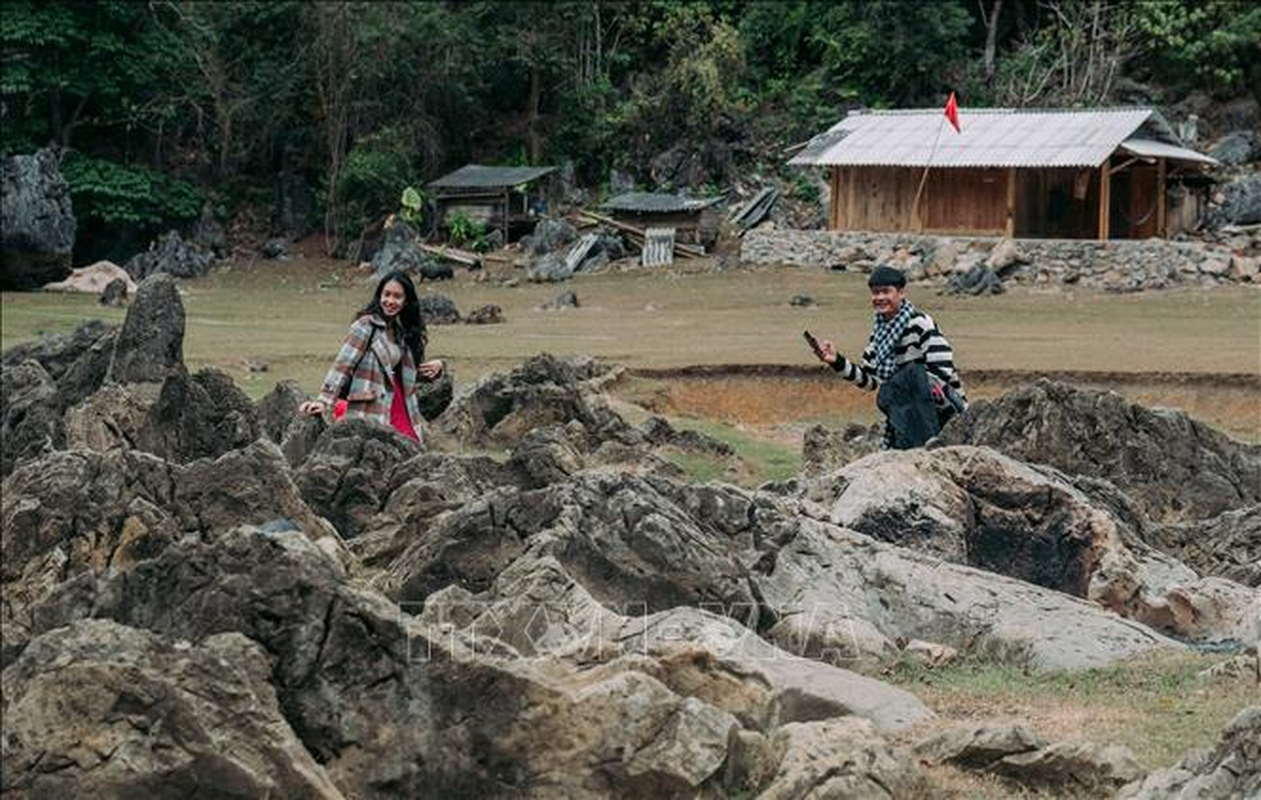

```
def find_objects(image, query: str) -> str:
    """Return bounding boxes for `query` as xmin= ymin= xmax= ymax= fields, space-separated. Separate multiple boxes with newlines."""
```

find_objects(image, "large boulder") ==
xmin=370 ymin=219 xmax=427 ymax=276
xmin=526 ymin=251 xmax=575 ymax=283
xmin=935 ymin=380 xmax=1261 ymax=524
xmin=809 ymin=446 xmax=1259 ymax=646
xmin=416 ymin=292 xmax=459 ymax=324
xmin=1206 ymin=172 xmax=1261 ymax=227
xmin=294 ymin=419 xmax=423 ymax=538
xmin=105 ymin=273 xmax=186 ymax=385
xmin=1207 ymin=130 xmax=1257 ymax=167
xmin=753 ymin=504 xmax=1184 ymax=671
xmin=528 ymin=218 xmax=578 ymax=256
xmin=2 ymin=619 xmax=342 ymax=798
xmin=1 ymin=440 xmax=336 ymax=656
xmin=1119 ymin=705 xmax=1260 ymax=799
xmin=125 ymin=230 xmax=215 ymax=279
xmin=0 ymin=147 xmax=76 ymax=290
xmin=42 ymin=260 xmax=138 ymax=295
xmin=2 ymin=319 xmax=117 ymax=409
xmin=433 ymin=354 xmax=629 ymax=447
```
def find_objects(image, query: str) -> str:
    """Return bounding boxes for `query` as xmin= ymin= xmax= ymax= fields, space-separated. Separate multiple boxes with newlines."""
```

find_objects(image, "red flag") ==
xmin=944 ymin=91 xmax=961 ymax=133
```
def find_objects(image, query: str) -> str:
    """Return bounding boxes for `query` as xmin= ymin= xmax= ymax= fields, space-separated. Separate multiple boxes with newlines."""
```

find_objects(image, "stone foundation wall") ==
xmin=739 ymin=229 xmax=1260 ymax=291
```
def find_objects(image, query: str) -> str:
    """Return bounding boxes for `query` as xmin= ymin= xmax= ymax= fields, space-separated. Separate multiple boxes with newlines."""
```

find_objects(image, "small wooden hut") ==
xmin=427 ymin=165 xmax=557 ymax=241
xmin=790 ymin=108 xmax=1217 ymax=240
xmin=602 ymin=192 xmax=723 ymax=249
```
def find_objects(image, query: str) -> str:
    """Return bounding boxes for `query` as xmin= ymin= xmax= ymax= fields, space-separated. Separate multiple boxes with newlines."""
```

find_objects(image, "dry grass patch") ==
xmin=887 ymin=649 xmax=1259 ymax=771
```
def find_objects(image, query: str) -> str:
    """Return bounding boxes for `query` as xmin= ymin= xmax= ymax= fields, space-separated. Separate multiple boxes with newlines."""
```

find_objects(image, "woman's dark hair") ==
xmin=356 ymin=270 xmax=427 ymax=364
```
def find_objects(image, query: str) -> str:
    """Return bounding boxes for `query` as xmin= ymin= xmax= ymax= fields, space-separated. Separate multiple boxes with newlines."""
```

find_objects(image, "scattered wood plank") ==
xmin=565 ymin=233 xmax=599 ymax=272
xmin=642 ymin=228 xmax=675 ymax=267
xmin=574 ymin=210 xmax=704 ymax=259
xmin=418 ymin=243 xmax=480 ymax=266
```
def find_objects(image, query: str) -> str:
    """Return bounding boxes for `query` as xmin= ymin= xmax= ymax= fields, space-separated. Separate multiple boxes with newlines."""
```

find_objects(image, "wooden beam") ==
xmin=1108 ymin=156 xmax=1148 ymax=176
xmin=1156 ymin=157 xmax=1167 ymax=238
xmin=1005 ymin=167 xmax=1016 ymax=237
xmin=1098 ymin=160 xmax=1111 ymax=242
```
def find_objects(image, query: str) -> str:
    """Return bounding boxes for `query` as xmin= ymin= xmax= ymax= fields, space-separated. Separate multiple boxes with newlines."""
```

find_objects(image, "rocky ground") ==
xmin=2 ymin=274 xmax=1258 ymax=798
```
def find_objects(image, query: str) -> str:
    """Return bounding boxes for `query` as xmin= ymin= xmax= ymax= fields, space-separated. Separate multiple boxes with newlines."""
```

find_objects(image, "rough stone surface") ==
xmin=1206 ymin=173 xmax=1261 ymax=228
xmin=935 ymin=380 xmax=1261 ymax=525
xmin=416 ymin=292 xmax=459 ymax=324
xmin=0 ymin=147 xmax=76 ymax=290
xmin=740 ymin=229 xmax=1255 ymax=290
xmin=1148 ymin=505 xmax=1261 ymax=587
xmin=125 ymin=230 xmax=216 ymax=280
xmin=256 ymin=379 xmax=307 ymax=445
xmin=370 ymin=219 xmax=427 ymax=276
xmin=1 ymin=360 xmax=64 ymax=477
xmin=529 ymin=218 xmax=579 ymax=255
xmin=944 ymin=263 xmax=1004 ymax=295
xmin=106 ymin=273 xmax=186 ymax=385
xmin=746 ymin=718 xmax=928 ymax=798
xmin=541 ymin=289 xmax=580 ymax=310
xmin=1208 ymin=130 xmax=1258 ymax=166
xmin=98 ymin=277 xmax=128 ymax=306
xmin=1 ymin=619 xmax=342 ymax=798
xmin=43 ymin=260 xmax=137 ymax=295
xmin=527 ymin=251 xmax=575 ymax=282
xmin=801 ymin=423 xmax=882 ymax=475
xmin=915 ymin=724 xmax=1044 ymax=768
xmin=994 ymin=740 xmax=1145 ymax=794
xmin=463 ymin=303 xmax=504 ymax=324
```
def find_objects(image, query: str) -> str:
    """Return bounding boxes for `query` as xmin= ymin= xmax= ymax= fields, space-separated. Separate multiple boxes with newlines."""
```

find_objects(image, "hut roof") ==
xmin=428 ymin=165 xmax=556 ymax=189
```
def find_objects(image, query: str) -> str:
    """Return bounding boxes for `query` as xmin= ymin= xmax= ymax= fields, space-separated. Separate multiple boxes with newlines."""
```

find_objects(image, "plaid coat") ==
xmin=318 ymin=314 xmax=423 ymax=432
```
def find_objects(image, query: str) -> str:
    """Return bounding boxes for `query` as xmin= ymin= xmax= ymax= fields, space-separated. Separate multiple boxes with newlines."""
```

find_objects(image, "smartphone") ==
xmin=803 ymin=330 xmax=825 ymax=359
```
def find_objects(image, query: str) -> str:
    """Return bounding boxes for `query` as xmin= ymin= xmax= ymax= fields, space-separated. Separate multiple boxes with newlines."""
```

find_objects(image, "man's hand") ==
xmin=299 ymin=400 xmax=326 ymax=416
xmin=818 ymin=340 xmax=839 ymax=365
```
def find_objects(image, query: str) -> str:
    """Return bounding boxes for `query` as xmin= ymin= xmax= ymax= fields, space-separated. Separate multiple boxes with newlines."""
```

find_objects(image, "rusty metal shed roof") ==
xmin=602 ymin=192 xmax=722 ymax=213
xmin=428 ymin=164 xmax=556 ymax=189
xmin=789 ymin=107 xmax=1211 ymax=169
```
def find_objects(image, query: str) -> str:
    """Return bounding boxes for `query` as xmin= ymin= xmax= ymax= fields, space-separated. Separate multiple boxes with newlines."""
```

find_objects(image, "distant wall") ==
xmin=739 ymin=229 xmax=1259 ymax=291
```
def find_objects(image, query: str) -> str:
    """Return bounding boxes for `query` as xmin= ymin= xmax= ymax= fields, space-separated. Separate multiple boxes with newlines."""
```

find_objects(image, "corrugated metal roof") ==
xmin=1120 ymin=138 xmax=1218 ymax=165
xmin=428 ymin=164 xmax=557 ymax=189
xmin=789 ymin=108 xmax=1191 ymax=168
xmin=602 ymin=192 xmax=722 ymax=213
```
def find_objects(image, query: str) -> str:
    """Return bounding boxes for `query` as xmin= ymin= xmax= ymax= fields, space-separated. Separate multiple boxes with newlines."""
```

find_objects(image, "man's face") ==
xmin=870 ymin=285 xmax=905 ymax=318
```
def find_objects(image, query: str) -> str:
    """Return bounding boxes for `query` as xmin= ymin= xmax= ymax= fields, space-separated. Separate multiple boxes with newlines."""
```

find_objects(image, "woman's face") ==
xmin=379 ymin=279 xmax=406 ymax=318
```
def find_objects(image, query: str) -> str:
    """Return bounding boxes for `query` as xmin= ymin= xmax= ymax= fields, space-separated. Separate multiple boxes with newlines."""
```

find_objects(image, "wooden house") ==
xmin=790 ymin=108 xmax=1217 ymax=240
xmin=426 ymin=165 xmax=556 ymax=240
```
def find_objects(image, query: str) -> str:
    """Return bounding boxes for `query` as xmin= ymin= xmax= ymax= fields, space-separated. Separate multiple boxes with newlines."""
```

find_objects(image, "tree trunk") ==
xmin=526 ymin=63 xmax=541 ymax=164
xmin=982 ymin=0 xmax=1002 ymax=78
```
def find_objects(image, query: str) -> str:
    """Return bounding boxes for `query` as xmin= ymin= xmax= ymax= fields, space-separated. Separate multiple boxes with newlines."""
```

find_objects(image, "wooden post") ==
xmin=1098 ymin=159 xmax=1111 ymax=242
xmin=1156 ymin=158 xmax=1167 ymax=238
xmin=1005 ymin=167 xmax=1016 ymax=237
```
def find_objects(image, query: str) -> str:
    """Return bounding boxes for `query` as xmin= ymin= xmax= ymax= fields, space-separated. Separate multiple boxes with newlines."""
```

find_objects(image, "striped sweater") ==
xmin=832 ymin=308 xmax=966 ymax=398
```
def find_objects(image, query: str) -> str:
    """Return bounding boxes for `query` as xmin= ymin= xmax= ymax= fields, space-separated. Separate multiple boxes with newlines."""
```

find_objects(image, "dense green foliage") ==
xmin=2 ymin=0 xmax=1257 ymax=256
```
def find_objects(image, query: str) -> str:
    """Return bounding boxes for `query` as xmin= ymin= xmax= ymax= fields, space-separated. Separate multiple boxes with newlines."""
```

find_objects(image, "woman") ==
xmin=299 ymin=271 xmax=443 ymax=442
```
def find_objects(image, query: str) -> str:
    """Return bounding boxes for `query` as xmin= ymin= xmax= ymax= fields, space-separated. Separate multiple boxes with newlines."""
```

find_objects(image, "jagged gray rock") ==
xmin=106 ymin=273 xmax=186 ymax=384
xmin=1148 ymin=505 xmax=1261 ymax=587
xmin=0 ymin=360 xmax=64 ymax=477
xmin=1 ymin=619 xmax=342 ymax=797
xmin=935 ymin=380 xmax=1261 ymax=524
xmin=0 ymin=147 xmax=76 ymax=290
xmin=125 ymin=230 xmax=215 ymax=279
xmin=416 ymin=292 xmax=459 ymax=324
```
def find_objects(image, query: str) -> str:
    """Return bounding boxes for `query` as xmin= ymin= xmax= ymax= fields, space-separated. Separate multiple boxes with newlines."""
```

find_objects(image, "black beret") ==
xmin=867 ymin=265 xmax=907 ymax=289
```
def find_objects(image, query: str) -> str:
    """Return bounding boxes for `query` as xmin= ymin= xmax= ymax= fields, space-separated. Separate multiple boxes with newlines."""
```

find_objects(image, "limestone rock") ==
xmin=0 ymin=147 xmax=76 ymax=290
xmin=935 ymin=380 xmax=1261 ymax=524
xmin=753 ymin=719 xmax=928 ymax=799
xmin=464 ymin=303 xmax=504 ymax=324
xmin=43 ymin=260 xmax=137 ymax=295
xmin=1 ymin=619 xmax=342 ymax=798
xmin=0 ymin=360 xmax=64 ymax=477
xmin=801 ymin=422 xmax=881 ymax=475
xmin=541 ymin=289 xmax=580 ymax=310
xmin=994 ymin=740 xmax=1144 ymax=794
xmin=125 ymin=230 xmax=215 ymax=280
xmin=256 ymin=379 xmax=308 ymax=445
xmin=1148 ymin=506 xmax=1261 ymax=586
xmin=98 ymin=277 xmax=128 ymax=306
xmin=527 ymin=251 xmax=574 ymax=282
xmin=915 ymin=724 xmax=1044 ymax=767
xmin=106 ymin=273 xmax=186 ymax=385
xmin=416 ymin=292 xmax=459 ymax=324
xmin=2 ymin=319 xmax=115 ymax=382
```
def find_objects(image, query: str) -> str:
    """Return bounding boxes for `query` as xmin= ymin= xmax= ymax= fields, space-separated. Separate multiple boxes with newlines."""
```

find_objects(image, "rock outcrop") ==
xmin=124 ymin=230 xmax=216 ymax=280
xmin=0 ymin=147 xmax=76 ymax=290
xmin=106 ymin=273 xmax=186 ymax=385
xmin=935 ymin=380 xmax=1261 ymax=525
xmin=1120 ymin=705 xmax=1260 ymax=799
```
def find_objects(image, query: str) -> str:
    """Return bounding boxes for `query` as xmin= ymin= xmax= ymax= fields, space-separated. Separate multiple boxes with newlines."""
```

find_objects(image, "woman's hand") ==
xmin=299 ymin=400 xmax=326 ymax=416
xmin=418 ymin=359 xmax=444 ymax=380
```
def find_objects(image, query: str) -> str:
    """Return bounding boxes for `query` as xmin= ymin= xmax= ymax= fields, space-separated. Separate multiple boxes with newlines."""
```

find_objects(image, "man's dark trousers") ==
xmin=876 ymin=362 xmax=941 ymax=449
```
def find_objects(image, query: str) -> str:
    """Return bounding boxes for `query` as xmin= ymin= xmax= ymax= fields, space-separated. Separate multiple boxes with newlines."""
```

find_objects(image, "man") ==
xmin=815 ymin=266 xmax=966 ymax=449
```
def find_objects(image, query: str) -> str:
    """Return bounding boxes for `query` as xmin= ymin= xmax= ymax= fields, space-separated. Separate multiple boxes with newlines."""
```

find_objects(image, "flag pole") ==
xmin=912 ymin=113 xmax=948 ymax=232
